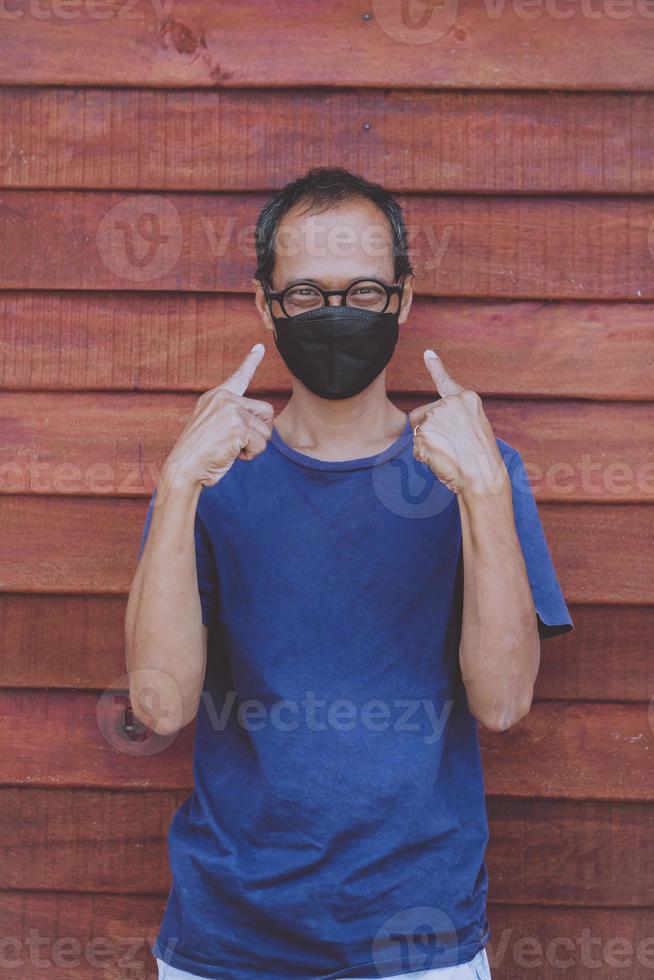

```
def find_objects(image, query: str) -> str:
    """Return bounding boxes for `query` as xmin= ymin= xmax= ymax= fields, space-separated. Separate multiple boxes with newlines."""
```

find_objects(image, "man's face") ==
xmin=253 ymin=197 xmax=413 ymax=332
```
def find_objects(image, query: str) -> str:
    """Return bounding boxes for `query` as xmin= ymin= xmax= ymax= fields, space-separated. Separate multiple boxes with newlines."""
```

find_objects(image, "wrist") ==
xmin=158 ymin=463 xmax=203 ymax=501
xmin=458 ymin=478 xmax=513 ymax=517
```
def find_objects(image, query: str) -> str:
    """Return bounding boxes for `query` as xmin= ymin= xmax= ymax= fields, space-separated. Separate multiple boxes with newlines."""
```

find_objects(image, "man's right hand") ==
xmin=162 ymin=343 xmax=274 ymax=488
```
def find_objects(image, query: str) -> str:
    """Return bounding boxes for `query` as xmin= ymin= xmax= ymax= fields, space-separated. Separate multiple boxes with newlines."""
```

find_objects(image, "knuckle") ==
xmin=226 ymin=402 xmax=244 ymax=421
xmin=462 ymin=388 xmax=481 ymax=407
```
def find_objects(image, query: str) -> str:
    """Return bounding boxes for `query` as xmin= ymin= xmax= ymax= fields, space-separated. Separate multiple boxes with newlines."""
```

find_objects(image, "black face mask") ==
xmin=271 ymin=305 xmax=400 ymax=400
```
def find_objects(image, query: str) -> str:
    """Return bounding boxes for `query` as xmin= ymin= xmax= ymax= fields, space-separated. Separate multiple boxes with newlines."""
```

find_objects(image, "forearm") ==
xmin=457 ymin=482 xmax=541 ymax=732
xmin=126 ymin=469 xmax=206 ymax=735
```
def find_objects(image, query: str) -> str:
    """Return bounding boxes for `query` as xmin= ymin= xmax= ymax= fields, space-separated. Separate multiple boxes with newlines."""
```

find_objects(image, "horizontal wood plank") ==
xmin=480 ymin=702 xmax=654 ymax=802
xmin=534 ymin=604 xmax=654 ymax=702
xmin=1 ymin=391 xmax=651 ymax=503
xmin=1 ymin=192 xmax=654 ymax=298
xmin=0 ymin=496 xmax=650 ymax=603
xmin=0 ymin=788 xmax=185 ymax=894
xmin=1 ymin=1 xmax=654 ymax=90
xmin=1 ymin=893 xmax=653 ymax=980
xmin=2 ymin=599 xmax=649 ymax=702
xmin=0 ymin=891 xmax=654 ymax=980
xmin=0 ymin=891 xmax=161 ymax=979
xmin=486 ymin=905 xmax=654 ymax=979
xmin=3 ymin=88 xmax=654 ymax=194
xmin=1 ymin=692 xmax=653 ymax=801
xmin=486 ymin=797 xmax=654 ymax=907
xmin=1 ymin=894 xmax=652 ymax=980
xmin=2 ymin=789 xmax=651 ymax=905
xmin=1 ymin=293 xmax=652 ymax=400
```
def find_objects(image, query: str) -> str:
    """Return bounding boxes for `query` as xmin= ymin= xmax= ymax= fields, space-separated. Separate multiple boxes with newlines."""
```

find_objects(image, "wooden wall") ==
xmin=1 ymin=3 xmax=653 ymax=978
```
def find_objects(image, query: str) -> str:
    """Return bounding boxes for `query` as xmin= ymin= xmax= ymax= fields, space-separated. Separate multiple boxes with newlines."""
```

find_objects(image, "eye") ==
xmin=286 ymin=285 xmax=321 ymax=297
xmin=346 ymin=281 xmax=389 ymax=309
xmin=283 ymin=284 xmax=324 ymax=314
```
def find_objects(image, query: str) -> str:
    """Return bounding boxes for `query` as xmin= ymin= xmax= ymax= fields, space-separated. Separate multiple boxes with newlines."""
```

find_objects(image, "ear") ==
xmin=398 ymin=273 xmax=415 ymax=326
xmin=251 ymin=278 xmax=275 ymax=333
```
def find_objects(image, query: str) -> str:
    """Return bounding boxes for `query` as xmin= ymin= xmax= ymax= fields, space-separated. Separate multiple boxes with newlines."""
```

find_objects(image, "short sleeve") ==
xmin=505 ymin=447 xmax=575 ymax=640
xmin=193 ymin=504 xmax=219 ymax=629
xmin=135 ymin=486 xmax=219 ymax=629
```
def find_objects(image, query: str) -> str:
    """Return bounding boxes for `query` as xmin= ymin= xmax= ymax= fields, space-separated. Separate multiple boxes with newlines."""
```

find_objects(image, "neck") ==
xmin=273 ymin=377 xmax=408 ymax=460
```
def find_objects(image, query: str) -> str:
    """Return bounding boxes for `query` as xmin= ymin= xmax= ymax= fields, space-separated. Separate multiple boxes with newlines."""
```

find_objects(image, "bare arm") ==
xmin=125 ymin=343 xmax=274 ymax=736
xmin=457 ymin=483 xmax=540 ymax=732
xmin=125 ymin=474 xmax=207 ymax=736
xmin=410 ymin=348 xmax=540 ymax=732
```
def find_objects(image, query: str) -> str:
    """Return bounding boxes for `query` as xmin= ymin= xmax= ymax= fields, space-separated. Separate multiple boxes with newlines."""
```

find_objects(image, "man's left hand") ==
xmin=409 ymin=349 xmax=508 ymax=498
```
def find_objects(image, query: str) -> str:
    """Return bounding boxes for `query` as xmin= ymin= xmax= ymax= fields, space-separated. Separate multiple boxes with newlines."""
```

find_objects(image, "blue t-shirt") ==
xmin=137 ymin=413 xmax=573 ymax=980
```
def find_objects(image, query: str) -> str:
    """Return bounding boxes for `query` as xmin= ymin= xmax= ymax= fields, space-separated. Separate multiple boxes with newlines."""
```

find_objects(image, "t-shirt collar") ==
xmin=270 ymin=413 xmax=413 ymax=472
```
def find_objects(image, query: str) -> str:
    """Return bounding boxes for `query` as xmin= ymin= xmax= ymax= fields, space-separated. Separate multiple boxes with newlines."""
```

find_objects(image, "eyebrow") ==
xmin=280 ymin=275 xmax=392 ymax=289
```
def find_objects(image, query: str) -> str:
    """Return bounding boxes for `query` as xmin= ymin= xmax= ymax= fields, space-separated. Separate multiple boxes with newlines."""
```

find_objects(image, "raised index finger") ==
xmin=424 ymin=349 xmax=465 ymax=398
xmin=218 ymin=343 xmax=266 ymax=397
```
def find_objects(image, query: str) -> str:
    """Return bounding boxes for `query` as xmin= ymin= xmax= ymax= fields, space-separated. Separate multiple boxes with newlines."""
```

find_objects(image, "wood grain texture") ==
xmin=2 ymin=598 xmax=650 ymax=702
xmin=2 ymin=789 xmax=652 ymax=905
xmin=0 ymin=788 xmax=186 ymax=894
xmin=2 ymin=191 xmax=654 ymax=298
xmin=486 ymin=797 xmax=654 ymax=907
xmin=1 ymin=292 xmax=652 ymax=401
xmin=0 ymin=496 xmax=650 ymax=602
xmin=0 ymin=891 xmax=161 ymax=979
xmin=1 ymin=1 xmax=654 ymax=90
xmin=3 ymin=87 xmax=654 ymax=194
xmin=1 ymin=391 xmax=651 ymax=503
xmin=1 ymin=0 xmax=651 ymax=963
xmin=534 ymin=604 xmax=654 ymax=703
xmin=1 ymin=692 xmax=653 ymax=801
xmin=485 ymin=905 xmax=654 ymax=979
xmin=1 ymin=894 xmax=653 ymax=980
xmin=1 ymin=894 xmax=652 ymax=980
xmin=480 ymin=702 xmax=654 ymax=802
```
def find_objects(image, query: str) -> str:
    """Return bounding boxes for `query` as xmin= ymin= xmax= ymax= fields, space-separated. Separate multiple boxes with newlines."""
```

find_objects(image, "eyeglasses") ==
xmin=261 ymin=275 xmax=406 ymax=318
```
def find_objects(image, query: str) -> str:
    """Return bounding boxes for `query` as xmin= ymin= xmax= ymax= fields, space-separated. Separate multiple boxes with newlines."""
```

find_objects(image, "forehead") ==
xmin=271 ymin=197 xmax=395 ymax=287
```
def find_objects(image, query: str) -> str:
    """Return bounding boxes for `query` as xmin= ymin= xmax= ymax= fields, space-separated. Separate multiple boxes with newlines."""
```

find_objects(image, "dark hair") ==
xmin=253 ymin=166 xmax=414 ymax=285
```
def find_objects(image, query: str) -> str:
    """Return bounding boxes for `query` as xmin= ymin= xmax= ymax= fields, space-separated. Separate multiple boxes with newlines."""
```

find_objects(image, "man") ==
xmin=126 ymin=167 xmax=574 ymax=980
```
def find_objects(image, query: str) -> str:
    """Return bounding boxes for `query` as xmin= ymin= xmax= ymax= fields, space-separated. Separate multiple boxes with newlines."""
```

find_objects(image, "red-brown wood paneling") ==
xmin=1 ymin=292 xmax=651 ymax=401
xmin=1 ymin=894 xmax=651 ymax=980
xmin=2 ymin=191 xmax=654 ymax=298
xmin=1 ymin=495 xmax=651 ymax=602
xmin=0 ymin=598 xmax=649 ymax=703
xmin=1 ymin=1 xmax=654 ymax=90
xmin=1 ymin=690 xmax=653 ymax=802
xmin=2 ymin=790 xmax=652 ymax=906
xmin=1 ymin=4 xmax=653 ymax=978
xmin=1 ymin=391 xmax=651 ymax=502
xmin=2 ymin=88 xmax=654 ymax=194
